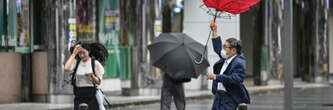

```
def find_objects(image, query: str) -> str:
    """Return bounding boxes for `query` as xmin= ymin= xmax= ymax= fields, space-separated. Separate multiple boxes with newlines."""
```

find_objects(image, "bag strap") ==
xmin=99 ymin=89 xmax=112 ymax=108
xmin=91 ymin=59 xmax=112 ymax=107
xmin=91 ymin=59 xmax=98 ymax=88
xmin=71 ymin=59 xmax=81 ymax=87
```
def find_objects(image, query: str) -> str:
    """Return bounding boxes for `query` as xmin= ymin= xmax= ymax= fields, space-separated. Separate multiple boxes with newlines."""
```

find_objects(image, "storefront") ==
xmin=0 ymin=0 xmax=32 ymax=103
xmin=0 ymin=0 xmax=182 ymax=103
xmin=64 ymin=0 xmax=131 ymax=80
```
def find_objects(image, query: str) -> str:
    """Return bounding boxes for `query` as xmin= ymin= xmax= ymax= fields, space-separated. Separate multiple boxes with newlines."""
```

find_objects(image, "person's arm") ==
xmin=86 ymin=73 xmax=101 ymax=85
xmin=210 ymin=20 xmax=222 ymax=58
xmin=215 ymin=63 xmax=246 ymax=85
xmin=212 ymin=37 xmax=222 ymax=58
xmin=88 ymin=61 xmax=104 ymax=85
xmin=211 ymin=22 xmax=218 ymax=39
xmin=64 ymin=45 xmax=80 ymax=71
xmin=93 ymin=76 xmax=101 ymax=85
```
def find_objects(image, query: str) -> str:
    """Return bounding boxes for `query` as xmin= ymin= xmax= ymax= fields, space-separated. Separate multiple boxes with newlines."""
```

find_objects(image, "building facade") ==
xmin=0 ymin=0 xmax=180 ymax=103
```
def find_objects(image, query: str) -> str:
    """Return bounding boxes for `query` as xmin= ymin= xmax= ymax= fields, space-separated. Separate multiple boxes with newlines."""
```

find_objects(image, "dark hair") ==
xmin=70 ymin=41 xmax=109 ymax=65
xmin=226 ymin=38 xmax=242 ymax=54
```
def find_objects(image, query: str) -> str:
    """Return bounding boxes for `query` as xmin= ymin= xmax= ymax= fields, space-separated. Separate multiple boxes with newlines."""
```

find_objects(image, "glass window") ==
xmin=15 ymin=0 xmax=31 ymax=52
xmin=0 ymin=0 xmax=31 ymax=53
xmin=98 ymin=0 xmax=131 ymax=79
xmin=0 ymin=0 xmax=5 ymax=46
xmin=76 ymin=0 xmax=96 ymax=41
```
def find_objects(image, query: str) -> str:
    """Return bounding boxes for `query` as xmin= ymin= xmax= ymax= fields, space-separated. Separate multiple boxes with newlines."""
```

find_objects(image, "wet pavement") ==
xmin=110 ymin=86 xmax=333 ymax=110
xmin=1 ymin=83 xmax=332 ymax=110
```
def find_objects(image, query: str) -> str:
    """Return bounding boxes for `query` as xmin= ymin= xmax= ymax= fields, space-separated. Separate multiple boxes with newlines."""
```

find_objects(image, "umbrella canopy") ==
xmin=198 ymin=0 xmax=261 ymax=61
xmin=148 ymin=33 xmax=210 ymax=81
xmin=203 ymin=0 xmax=261 ymax=14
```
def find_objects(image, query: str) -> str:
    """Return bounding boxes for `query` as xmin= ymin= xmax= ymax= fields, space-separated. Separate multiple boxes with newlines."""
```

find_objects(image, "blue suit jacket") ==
xmin=211 ymin=37 xmax=250 ymax=104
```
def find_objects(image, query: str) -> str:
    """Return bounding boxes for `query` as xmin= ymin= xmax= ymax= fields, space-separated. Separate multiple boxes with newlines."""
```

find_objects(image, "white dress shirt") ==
xmin=216 ymin=55 xmax=237 ymax=92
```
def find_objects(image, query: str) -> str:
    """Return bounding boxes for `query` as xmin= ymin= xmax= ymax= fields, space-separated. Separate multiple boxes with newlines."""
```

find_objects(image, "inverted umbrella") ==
xmin=204 ymin=0 xmax=232 ymax=11
xmin=147 ymin=33 xmax=210 ymax=82
xmin=196 ymin=0 xmax=261 ymax=64
xmin=204 ymin=0 xmax=261 ymax=14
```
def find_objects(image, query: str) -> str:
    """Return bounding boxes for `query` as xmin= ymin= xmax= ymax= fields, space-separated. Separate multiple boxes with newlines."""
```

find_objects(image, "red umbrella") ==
xmin=203 ymin=0 xmax=261 ymax=14
xmin=196 ymin=0 xmax=261 ymax=66
xmin=204 ymin=0 xmax=232 ymax=9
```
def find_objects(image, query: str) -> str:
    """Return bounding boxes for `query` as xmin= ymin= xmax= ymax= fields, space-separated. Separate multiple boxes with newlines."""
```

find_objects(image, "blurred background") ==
xmin=1 ymin=0 xmax=333 ymax=110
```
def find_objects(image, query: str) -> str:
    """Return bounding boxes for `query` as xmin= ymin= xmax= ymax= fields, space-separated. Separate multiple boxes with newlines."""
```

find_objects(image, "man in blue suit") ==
xmin=206 ymin=21 xmax=250 ymax=110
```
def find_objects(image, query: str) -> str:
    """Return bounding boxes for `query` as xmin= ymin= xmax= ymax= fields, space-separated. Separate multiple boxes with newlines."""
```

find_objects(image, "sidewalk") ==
xmin=0 ymin=82 xmax=330 ymax=110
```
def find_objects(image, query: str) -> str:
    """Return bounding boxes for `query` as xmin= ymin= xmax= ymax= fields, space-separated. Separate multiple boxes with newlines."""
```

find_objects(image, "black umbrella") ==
xmin=148 ymin=33 xmax=210 ymax=81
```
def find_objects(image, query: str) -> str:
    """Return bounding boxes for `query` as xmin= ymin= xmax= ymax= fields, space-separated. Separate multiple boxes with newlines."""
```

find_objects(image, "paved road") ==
xmin=110 ymin=86 xmax=333 ymax=110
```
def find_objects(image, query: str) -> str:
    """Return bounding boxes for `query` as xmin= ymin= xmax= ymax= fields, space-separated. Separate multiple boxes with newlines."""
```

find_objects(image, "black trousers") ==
xmin=74 ymin=87 xmax=99 ymax=110
xmin=212 ymin=93 xmax=238 ymax=110
xmin=161 ymin=74 xmax=186 ymax=110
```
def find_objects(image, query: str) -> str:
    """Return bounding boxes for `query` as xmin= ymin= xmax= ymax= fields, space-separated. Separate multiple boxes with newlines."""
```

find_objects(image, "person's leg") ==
xmin=74 ymin=97 xmax=80 ymax=110
xmin=75 ymin=97 xmax=89 ymax=110
xmin=161 ymin=88 xmax=173 ymax=110
xmin=220 ymin=94 xmax=237 ymax=110
xmin=74 ymin=88 xmax=86 ymax=110
xmin=173 ymin=83 xmax=185 ymax=110
xmin=161 ymin=78 xmax=172 ymax=110
xmin=88 ymin=97 xmax=100 ymax=110
xmin=221 ymin=102 xmax=237 ymax=110
xmin=76 ymin=87 xmax=100 ymax=110
xmin=211 ymin=94 xmax=221 ymax=110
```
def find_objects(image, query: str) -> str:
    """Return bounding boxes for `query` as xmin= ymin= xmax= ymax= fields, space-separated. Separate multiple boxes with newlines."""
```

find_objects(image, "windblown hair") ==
xmin=70 ymin=41 xmax=109 ymax=65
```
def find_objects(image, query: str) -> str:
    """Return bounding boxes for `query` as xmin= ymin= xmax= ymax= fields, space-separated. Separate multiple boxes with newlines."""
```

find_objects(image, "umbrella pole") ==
xmin=213 ymin=11 xmax=218 ymax=22
xmin=194 ymin=12 xmax=218 ymax=64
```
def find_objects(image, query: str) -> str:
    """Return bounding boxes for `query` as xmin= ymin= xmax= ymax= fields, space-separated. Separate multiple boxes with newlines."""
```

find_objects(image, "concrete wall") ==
xmin=32 ymin=52 xmax=49 ymax=102
xmin=183 ymin=0 xmax=239 ymax=90
xmin=0 ymin=53 xmax=22 ymax=103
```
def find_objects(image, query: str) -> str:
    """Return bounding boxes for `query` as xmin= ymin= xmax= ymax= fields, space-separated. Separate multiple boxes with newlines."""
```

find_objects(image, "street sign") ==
xmin=68 ymin=18 xmax=77 ymax=51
